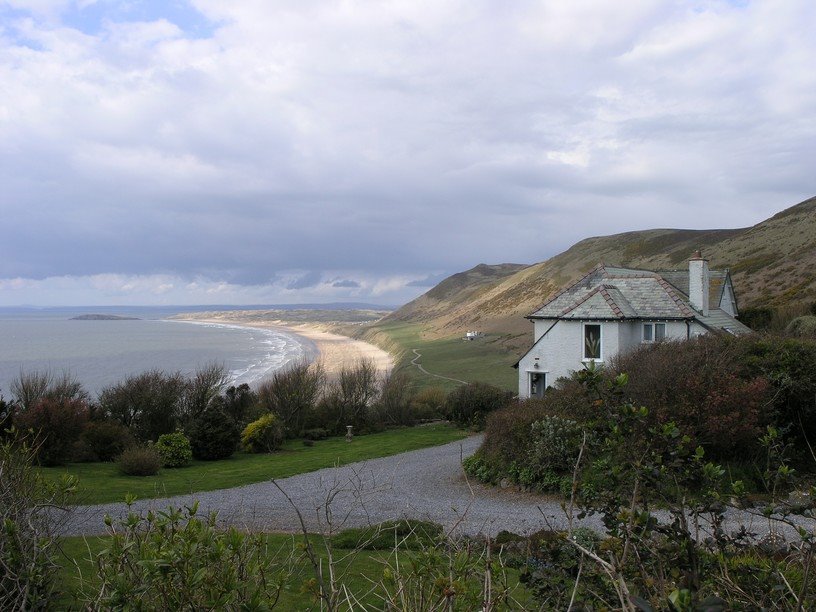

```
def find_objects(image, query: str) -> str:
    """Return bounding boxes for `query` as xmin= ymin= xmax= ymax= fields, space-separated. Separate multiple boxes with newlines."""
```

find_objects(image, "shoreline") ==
xmin=173 ymin=314 xmax=394 ymax=379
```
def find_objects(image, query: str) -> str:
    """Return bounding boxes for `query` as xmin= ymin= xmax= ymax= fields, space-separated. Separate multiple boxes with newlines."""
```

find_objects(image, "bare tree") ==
xmin=257 ymin=360 xmax=325 ymax=436
xmin=181 ymin=362 xmax=230 ymax=423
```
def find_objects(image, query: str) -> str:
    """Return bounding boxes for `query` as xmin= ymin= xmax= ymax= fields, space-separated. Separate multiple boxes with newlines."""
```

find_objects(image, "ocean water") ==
xmin=0 ymin=308 xmax=316 ymax=398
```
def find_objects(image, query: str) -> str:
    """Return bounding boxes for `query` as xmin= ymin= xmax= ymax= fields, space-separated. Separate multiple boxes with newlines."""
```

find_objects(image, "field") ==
xmin=363 ymin=321 xmax=519 ymax=392
xmin=41 ymin=424 xmax=468 ymax=505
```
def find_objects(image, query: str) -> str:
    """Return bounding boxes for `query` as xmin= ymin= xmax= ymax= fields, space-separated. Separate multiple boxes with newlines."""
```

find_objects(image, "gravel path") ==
xmin=57 ymin=436 xmax=812 ymax=543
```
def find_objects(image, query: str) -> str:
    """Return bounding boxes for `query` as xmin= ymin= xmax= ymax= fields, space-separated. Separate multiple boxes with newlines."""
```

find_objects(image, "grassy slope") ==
xmin=363 ymin=321 xmax=519 ymax=392
xmin=41 ymin=424 xmax=468 ymax=505
xmin=364 ymin=196 xmax=816 ymax=362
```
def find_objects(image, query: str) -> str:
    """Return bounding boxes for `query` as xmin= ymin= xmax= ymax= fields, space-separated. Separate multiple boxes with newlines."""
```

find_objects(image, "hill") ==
xmin=380 ymin=195 xmax=816 ymax=353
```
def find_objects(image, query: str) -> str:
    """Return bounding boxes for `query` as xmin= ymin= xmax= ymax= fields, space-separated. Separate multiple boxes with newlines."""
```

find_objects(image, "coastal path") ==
xmin=409 ymin=348 xmax=468 ymax=385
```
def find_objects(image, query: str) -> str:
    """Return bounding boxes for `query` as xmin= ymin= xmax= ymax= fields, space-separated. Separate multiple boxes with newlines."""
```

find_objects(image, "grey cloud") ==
xmin=286 ymin=271 xmax=323 ymax=290
xmin=0 ymin=1 xmax=814 ymax=305
xmin=332 ymin=279 xmax=360 ymax=288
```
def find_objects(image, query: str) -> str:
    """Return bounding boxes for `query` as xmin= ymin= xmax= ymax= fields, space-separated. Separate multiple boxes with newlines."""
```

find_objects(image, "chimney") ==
xmin=688 ymin=250 xmax=709 ymax=316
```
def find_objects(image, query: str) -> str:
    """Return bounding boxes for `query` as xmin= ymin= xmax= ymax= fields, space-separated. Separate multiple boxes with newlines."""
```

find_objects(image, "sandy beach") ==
xmin=174 ymin=313 xmax=394 ymax=378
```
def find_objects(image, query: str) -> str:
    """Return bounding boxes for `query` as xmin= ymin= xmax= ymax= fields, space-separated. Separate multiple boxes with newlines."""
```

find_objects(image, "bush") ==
xmin=529 ymin=415 xmax=584 ymax=474
xmin=410 ymin=386 xmax=448 ymax=421
xmin=82 ymin=502 xmax=290 ymax=608
xmin=786 ymin=315 xmax=816 ymax=337
xmin=608 ymin=337 xmax=770 ymax=458
xmin=118 ymin=445 xmax=161 ymax=476
xmin=179 ymin=362 xmax=229 ymax=424
xmin=13 ymin=397 xmax=89 ymax=466
xmin=81 ymin=420 xmax=135 ymax=462
xmin=241 ymin=413 xmax=284 ymax=453
xmin=315 ymin=360 xmax=379 ymax=434
xmin=444 ymin=382 xmax=514 ymax=429
xmin=188 ymin=406 xmax=240 ymax=461
xmin=100 ymin=370 xmax=186 ymax=442
xmin=1 ymin=434 xmax=76 ymax=608
xmin=155 ymin=431 xmax=193 ymax=468
xmin=303 ymin=428 xmax=329 ymax=441
xmin=221 ymin=383 xmax=260 ymax=427
xmin=256 ymin=360 xmax=324 ymax=437
xmin=372 ymin=372 xmax=415 ymax=426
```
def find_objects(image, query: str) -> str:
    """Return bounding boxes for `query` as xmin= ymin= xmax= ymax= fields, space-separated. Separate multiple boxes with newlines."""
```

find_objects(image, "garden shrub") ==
xmin=1 ymin=434 xmax=76 ymax=608
xmin=81 ymin=420 xmax=135 ymax=462
xmin=99 ymin=369 xmax=186 ymax=442
xmin=529 ymin=415 xmax=583 ymax=474
xmin=256 ymin=360 xmax=324 ymax=437
xmin=372 ymin=372 xmax=414 ymax=426
xmin=303 ymin=427 xmax=329 ymax=440
xmin=82 ymin=502 xmax=290 ymax=608
xmin=13 ymin=397 xmax=89 ymax=466
xmin=221 ymin=383 xmax=260 ymax=427
xmin=155 ymin=431 xmax=193 ymax=468
xmin=410 ymin=386 xmax=448 ymax=421
xmin=188 ymin=406 xmax=240 ymax=460
xmin=241 ymin=413 xmax=284 ymax=453
xmin=118 ymin=445 xmax=161 ymax=476
xmin=444 ymin=382 xmax=513 ymax=429
xmin=608 ymin=336 xmax=770 ymax=458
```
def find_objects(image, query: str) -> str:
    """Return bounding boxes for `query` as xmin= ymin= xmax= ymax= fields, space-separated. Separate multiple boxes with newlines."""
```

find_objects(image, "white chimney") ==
xmin=688 ymin=250 xmax=709 ymax=316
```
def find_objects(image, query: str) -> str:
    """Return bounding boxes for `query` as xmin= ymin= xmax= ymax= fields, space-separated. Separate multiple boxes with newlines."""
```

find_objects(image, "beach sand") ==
xmin=176 ymin=314 xmax=394 ymax=378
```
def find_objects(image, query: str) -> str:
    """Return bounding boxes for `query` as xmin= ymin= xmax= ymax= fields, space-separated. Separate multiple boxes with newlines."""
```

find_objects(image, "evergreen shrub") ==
xmin=155 ymin=431 xmax=193 ymax=467
xmin=240 ymin=413 xmax=284 ymax=453
xmin=81 ymin=420 xmax=134 ymax=462
xmin=189 ymin=408 xmax=240 ymax=460
xmin=444 ymin=382 xmax=513 ymax=429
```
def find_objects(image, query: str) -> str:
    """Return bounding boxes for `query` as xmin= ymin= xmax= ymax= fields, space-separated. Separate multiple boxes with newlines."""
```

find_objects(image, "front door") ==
xmin=529 ymin=372 xmax=545 ymax=398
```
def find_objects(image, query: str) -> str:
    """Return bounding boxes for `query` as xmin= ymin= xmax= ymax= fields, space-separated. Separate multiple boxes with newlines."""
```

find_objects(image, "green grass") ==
xmin=56 ymin=532 xmax=534 ymax=609
xmin=40 ymin=424 xmax=468 ymax=505
xmin=367 ymin=321 xmax=518 ymax=392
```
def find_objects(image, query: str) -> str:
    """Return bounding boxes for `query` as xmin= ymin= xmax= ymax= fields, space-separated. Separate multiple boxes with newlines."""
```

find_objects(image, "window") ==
xmin=643 ymin=322 xmax=666 ymax=342
xmin=583 ymin=324 xmax=602 ymax=360
xmin=529 ymin=372 xmax=545 ymax=398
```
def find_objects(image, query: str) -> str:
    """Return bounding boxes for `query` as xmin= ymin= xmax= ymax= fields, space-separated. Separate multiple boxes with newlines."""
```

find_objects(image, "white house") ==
xmin=515 ymin=252 xmax=751 ymax=399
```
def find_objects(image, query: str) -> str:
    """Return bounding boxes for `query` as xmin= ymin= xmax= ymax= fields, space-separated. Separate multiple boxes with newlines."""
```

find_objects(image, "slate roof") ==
xmin=657 ymin=269 xmax=729 ymax=307
xmin=528 ymin=263 xmax=750 ymax=334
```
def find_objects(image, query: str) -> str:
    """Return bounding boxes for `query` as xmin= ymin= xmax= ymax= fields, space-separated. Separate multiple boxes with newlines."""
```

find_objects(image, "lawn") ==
xmin=368 ymin=321 xmax=518 ymax=392
xmin=41 ymin=423 xmax=468 ymax=505
xmin=56 ymin=532 xmax=534 ymax=609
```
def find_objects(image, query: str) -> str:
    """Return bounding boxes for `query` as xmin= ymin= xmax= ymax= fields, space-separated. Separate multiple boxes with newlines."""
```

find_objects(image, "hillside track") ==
xmin=410 ymin=348 xmax=468 ymax=385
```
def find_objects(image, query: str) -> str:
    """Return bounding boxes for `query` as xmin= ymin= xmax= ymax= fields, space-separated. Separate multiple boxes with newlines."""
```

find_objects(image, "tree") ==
xmin=256 ymin=360 xmax=324 ymax=436
xmin=180 ymin=362 xmax=229 ymax=424
xmin=99 ymin=370 xmax=186 ymax=442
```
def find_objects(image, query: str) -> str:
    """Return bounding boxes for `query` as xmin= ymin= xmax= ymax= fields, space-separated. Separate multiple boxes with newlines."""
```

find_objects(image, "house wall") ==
xmin=518 ymin=319 xmax=695 ymax=398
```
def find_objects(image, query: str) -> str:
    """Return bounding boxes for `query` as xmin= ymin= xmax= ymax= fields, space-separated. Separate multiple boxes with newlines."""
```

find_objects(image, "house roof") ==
xmin=528 ymin=263 xmax=750 ymax=334
xmin=657 ymin=269 xmax=729 ymax=307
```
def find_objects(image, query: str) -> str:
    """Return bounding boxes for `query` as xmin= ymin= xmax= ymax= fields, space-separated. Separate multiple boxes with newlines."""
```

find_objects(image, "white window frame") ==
xmin=582 ymin=322 xmax=603 ymax=362
xmin=642 ymin=322 xmax=667 ymax=343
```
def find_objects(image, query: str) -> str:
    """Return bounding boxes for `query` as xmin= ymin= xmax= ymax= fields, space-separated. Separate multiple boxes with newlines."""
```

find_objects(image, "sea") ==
xmin=0 ymin=306 xmax=317 ymax=399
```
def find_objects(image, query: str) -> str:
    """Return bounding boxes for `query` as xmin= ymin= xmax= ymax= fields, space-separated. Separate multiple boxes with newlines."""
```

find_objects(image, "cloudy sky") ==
xmin=1 ymin=1 xmax=814 ymax=306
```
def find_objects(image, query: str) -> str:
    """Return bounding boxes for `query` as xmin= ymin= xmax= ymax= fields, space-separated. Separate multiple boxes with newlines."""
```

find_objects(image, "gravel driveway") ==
xmin=58 ymin=435 xmax=812 ymax=543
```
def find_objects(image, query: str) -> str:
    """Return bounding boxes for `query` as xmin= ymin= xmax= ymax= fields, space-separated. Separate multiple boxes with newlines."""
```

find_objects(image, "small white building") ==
xmin=515 ymin=252 xmax=751 ymax=399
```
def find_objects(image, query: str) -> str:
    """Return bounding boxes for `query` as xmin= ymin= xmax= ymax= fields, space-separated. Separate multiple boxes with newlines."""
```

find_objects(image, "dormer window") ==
xmin=643 ymin=322 xmax=666 ymax=342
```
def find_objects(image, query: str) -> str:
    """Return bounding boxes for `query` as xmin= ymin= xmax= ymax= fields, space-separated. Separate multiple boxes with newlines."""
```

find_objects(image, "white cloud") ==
xmin=0 ymin=0 xmax=814 ymax=305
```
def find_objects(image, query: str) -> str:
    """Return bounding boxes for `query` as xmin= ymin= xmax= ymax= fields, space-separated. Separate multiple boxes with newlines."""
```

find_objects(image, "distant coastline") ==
xmin=70 ymin=314 xmax=141 ymax=321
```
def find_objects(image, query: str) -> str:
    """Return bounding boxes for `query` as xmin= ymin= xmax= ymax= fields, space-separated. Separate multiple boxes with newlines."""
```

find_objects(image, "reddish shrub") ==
xmin=14 ymin=398 xmax=89 ymax=466
xmin=608 ymin=336 xmax=770 ymax=458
